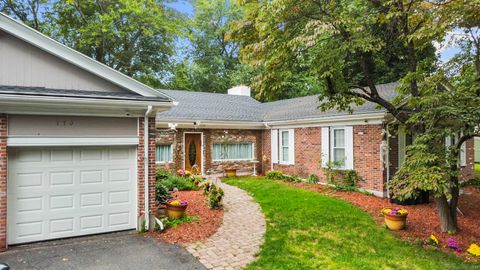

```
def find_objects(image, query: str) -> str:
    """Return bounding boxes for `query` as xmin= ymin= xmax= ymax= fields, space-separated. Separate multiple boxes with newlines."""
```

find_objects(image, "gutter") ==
xmin=264 ymin=123 xmax=273 ymax=171
xmin=144 ymin=105 xmax=153 ymax=230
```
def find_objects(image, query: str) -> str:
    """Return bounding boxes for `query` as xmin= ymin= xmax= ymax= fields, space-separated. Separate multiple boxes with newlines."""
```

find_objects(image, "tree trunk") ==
xmin=436 ymin=194 xmax=458 ymax=233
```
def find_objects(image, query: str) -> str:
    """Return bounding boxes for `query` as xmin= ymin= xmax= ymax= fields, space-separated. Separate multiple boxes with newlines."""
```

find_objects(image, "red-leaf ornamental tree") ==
xmin=230 ymin=0 xmax=480 ymax=233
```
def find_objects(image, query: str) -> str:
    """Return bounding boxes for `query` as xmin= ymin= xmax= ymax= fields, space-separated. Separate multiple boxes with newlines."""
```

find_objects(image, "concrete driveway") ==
xmin=0 ymin=231 xmax=207 ymax=270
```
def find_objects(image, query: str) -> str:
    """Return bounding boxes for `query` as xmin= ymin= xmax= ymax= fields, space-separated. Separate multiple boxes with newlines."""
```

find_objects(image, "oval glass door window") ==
xmin=188 ymin=141 xmax=197 ymax=166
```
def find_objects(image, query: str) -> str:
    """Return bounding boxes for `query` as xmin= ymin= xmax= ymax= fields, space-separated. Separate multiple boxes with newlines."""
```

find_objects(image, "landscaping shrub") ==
xmin=155 ymin=182 xmax=171 ymax=204
xmin=156 ymin=169 xmax=198 ymax=191
xmin=266 ymin=170 xmax=285 ymax=180
xmin=207 ymin=184 xmax=224 ymax=209
xmin=324 ymin=162 xmax=362 ymax=191
xmin=460 ymin=178 xmax=480 ymax=187
xmin=307 ymin=174 xmax=319 ymax=183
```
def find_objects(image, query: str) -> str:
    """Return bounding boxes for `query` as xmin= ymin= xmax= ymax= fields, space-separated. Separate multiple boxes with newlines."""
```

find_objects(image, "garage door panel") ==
xmin=8 ymin=146 xmax=137 ymax=244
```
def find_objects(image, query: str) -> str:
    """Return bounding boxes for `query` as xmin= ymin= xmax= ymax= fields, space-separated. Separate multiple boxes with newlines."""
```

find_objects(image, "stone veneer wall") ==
xmin=156 ymin=128 xmax=264 ymax=175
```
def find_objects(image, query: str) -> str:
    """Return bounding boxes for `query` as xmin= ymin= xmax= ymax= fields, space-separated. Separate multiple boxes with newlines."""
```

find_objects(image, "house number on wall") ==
xmin=56 ymin=120 xmax=74 ymax=126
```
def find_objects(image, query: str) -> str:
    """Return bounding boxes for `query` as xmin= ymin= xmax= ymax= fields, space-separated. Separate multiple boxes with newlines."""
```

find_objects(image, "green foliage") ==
xmin=223 ymin=177 xmax=478 ymax=269
xmin=460 ymin=178 xmax=480 ymax=187
xmin=324 ymin=161 xmax=361 ymax=191
xmin=307 ymin=174 xmax=319 ymax=184
xmin=266 ymin=170 xmax=285 ymax=180
xmin=169 ymin=0 xmax=253 ymax=92
xmin=207 ymin=185 xmax=224 ymax=209
xmin=156 ymin=169 xmax=198 ymax=191
xmin=155 ymin=182 xmax=171 ymax=204
xmin=161 ymin=215 xmax=200 ymax=229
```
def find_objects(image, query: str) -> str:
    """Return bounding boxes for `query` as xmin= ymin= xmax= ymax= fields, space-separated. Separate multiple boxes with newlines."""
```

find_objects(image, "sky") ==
xmin=166 ymin=1 xmax=194 ymax=16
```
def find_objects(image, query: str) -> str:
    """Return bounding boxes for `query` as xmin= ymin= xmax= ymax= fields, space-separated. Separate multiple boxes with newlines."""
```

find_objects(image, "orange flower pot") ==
xmin=166 ymin=204 xmax=187 ymax=219
xmin=383 ymin=213 xmax=408 ymax=230
xmin=225 ymin=168 xmax=237 ymax=177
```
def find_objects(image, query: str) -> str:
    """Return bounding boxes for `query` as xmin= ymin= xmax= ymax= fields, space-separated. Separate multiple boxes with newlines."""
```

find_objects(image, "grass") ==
xmin=224 ymin=177 xmax=480 ymax=270
xmin=475 ymin=163 xmax=480 ymax=178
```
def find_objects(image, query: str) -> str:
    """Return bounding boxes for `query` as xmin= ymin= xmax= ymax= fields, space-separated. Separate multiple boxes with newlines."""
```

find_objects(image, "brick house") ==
xmin=0 ymin=13 xmax=174 ymax=249
xmin=156 ymin=85 xmax=475 ymax=197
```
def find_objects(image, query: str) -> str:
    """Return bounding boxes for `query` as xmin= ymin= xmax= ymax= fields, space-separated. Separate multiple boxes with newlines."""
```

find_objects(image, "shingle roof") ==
xmin=157 ymin=90 xmax=264 ymax=122
xmin=262 ymin=82 xmax=397 ymax=121
xmin=0 ymin=85 xmax=171 ymax=102
xmin=157 ymin=83 xmax=398 ymax=123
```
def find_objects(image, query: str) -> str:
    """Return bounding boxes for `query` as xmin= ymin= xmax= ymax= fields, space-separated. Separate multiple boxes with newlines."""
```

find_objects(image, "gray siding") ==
xmin=0 ymin=30 xmax=128 ymax=93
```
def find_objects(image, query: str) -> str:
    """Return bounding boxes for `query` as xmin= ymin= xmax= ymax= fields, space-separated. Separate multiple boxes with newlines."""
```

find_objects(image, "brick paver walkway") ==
xmin=186 ymin=181 xmax=266 ymax=270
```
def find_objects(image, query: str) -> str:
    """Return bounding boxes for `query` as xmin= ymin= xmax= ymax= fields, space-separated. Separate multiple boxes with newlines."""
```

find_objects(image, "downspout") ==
xmin=144 ymin=105 xmax=153 ymax=230
xmin=386 ymin=123 xmax=390 ymax=199
xmin=264 ymin=123 xmax=273 ymax=171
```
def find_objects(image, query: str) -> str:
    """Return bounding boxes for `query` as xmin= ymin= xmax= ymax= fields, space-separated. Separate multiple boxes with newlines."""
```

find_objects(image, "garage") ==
xmin=7 ymin=146 xmax=137 ymax=244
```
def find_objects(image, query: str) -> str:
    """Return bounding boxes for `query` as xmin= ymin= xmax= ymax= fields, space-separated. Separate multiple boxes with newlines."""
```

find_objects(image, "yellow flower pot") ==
xmin=383 ymin=213 xmax=407 ymax=230
xmin=225 ymin=168 xmax=237 ymax=177
xmin=166 ymin=204 xmax=187 ymax=219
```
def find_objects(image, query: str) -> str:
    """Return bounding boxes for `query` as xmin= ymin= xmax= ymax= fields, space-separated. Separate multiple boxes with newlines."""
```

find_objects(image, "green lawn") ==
xmin=224 ymin=177 xmax=479 ymax=270
xmin=475 ymin=163 xmax=480 ymax=178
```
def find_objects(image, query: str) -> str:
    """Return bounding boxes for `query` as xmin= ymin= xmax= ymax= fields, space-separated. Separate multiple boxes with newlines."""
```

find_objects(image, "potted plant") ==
xmin=166 ymin=199 xmax=188 ymax=218
xmin=381 ymin=207 xmax=408 ymax=230
xmin=224 ymin=161 xmax=237 ymax=177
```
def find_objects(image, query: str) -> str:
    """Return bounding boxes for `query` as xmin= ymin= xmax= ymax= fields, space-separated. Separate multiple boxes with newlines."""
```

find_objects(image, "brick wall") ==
xmin=137 ymin=117 xmax=157 ymax=219
xmin=156 ymin=128 xmax=263 ymax=175
xmin=0 ymin=115 xmax=6 ymax=251
xmin=263 ymin=124 xmax=386 ymax=194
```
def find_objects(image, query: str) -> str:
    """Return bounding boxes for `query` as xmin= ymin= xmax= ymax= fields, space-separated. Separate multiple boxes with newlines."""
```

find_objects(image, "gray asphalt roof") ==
xmin=157 ymin=89 xmax=264 ymax=121
xmin=0 ymin=85 xmax=172 ymax=102
xmin=157 ymin=83 xmax=397 ymax=123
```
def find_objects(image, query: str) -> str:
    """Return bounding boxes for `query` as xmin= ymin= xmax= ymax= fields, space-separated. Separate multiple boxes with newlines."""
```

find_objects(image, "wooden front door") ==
xmin=185 ymin=133 xmax=202 ymax=174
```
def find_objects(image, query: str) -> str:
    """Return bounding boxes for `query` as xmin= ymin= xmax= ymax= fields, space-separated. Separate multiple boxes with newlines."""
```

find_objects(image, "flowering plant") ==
xmin=166 ymin=199 xmax=188 ymax=206
xmin=426 ymin=234 xmax=439 ymax=246
xmin=177 ymin=169 xmax=191 ymax=177
xmin=467 ymin=244 xmax=480 ymax=256
xmin=446 ymin=237 xmax=461 ymax=252
xmin=382 ymin=207 xmax=408 ymax=216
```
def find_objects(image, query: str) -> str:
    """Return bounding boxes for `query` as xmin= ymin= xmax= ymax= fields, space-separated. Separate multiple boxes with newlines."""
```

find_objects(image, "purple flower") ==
xmin=447 ymin=237 xmax=461 ymax=252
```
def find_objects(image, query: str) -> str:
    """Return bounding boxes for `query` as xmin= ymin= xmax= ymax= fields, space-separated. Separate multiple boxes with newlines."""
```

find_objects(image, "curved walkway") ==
xmin=186 ymin=181 xmax=266 ymax=270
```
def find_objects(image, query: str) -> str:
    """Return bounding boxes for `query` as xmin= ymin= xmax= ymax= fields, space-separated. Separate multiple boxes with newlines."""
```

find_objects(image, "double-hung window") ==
xmin=212 ymin=143 xmax=254 ymax=161
xmin=271 ymin=129 xmax=295 ymax=165
xmin=331 ymin=128 xmax=346 ymax=166
xmin=156 ymin=144 xmax=173 ymax=163
xmin=280 ymin=130 xmax=290 ymax=163
xmin=321 ymin=126 xmax=353 ymax=169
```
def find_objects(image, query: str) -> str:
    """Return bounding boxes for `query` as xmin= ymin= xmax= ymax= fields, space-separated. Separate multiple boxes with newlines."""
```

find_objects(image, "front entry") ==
xmin=184 ymin=133 xmax=202 ymax=174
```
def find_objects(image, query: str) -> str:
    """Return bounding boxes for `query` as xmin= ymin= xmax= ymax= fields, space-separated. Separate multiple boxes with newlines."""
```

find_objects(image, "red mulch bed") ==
xmin=287 ymin=182 xmax=480 ymax=261
xmin=146 ymin=190 xmax=224 ymax=245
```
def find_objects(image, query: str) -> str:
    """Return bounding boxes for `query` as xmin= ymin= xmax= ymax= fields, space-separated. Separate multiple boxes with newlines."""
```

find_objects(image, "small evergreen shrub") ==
xmin=155 ymin=182 xmax=172 ymax=204
xmin=266 ymin=170 xmax=285 ymax=180
xmin=207 ymin=185 xmax=225 ymax=209
xmin=307 ymin=174 xmax=319 ymax=183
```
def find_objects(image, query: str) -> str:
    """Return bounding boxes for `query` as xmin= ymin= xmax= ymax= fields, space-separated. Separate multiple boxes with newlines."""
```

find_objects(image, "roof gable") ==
xmin=0 ymin=12 xmax=169 ymax=99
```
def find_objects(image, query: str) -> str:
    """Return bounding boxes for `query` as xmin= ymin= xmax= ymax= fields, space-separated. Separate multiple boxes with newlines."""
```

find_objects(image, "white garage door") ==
xmin=7 ymin=146 xmax=137 ymax=244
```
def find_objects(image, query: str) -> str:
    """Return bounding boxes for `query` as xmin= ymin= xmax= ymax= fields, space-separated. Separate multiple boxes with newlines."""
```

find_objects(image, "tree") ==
xmin=0 ymin=0 xmax=52 ymax=32
xmin=231 ymin=0 xmax=480 ymax=233
xmin=169 ymin=0 xmax=252 ymax=93
xmin=1 ymin=0 xmax=183 ymax=88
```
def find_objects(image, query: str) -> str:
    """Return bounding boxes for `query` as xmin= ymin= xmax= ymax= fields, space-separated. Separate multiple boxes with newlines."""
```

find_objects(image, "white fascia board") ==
xmin=265 ymin=112 xmax=386 ymax=128
xmin=0 ymin=95 xmax=174 ymax=117
xmin=7 ymin=137 xmax=139 ymax=147
xmin=0 ymin=13 xmax=168 ymax=98
xmin=156 ymin=120 xmax=265 ymax=130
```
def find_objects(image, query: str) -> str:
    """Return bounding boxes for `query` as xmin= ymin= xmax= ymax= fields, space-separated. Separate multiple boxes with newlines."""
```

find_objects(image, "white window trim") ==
xmin=330 ymin=127 xmax=346 ymax=169
xmin=212 ymin=143 xmax=255 ymax=162
xmin=279 ymin=130 xmax=290 ymax=165
xmin=156 ymin=144 xmax=173 ymax=164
